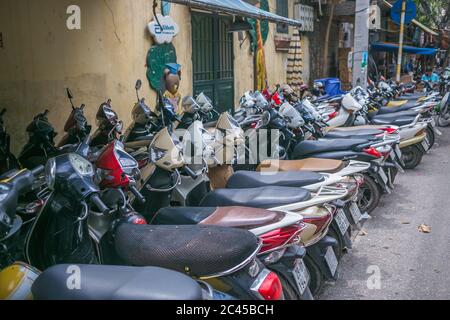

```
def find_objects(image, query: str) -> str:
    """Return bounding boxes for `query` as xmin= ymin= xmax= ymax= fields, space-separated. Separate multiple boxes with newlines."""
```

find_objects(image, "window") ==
xmin=276 ymin=0 xmax=289 ymax=34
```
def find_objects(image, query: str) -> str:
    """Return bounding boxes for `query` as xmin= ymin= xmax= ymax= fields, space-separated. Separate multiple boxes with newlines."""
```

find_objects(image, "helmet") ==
xmin=0 ymin=262 xmax=40 ymax=300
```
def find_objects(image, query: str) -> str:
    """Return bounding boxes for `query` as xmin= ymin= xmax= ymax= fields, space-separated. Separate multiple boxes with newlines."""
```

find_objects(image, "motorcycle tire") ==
xmin=357 ymin=175 xmax=381 ymax=214
xmin=390 ymin=167 xmax=398 ymax=184
xmin=278 ymin=273 xmax=300 ymax=300
xmin=425 ymin=126 xmax=435 ymax=150
xmin=401 ymin=145 xmax=424 ymax=170
xmin=303 ymin=254 xmax=325 ymax=297
xmin=327 ymin=226 xmax=346 ymax=261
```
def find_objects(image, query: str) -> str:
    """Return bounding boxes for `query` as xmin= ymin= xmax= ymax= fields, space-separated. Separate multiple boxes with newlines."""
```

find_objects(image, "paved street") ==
xmin=320 ymin=126 xmax=450 ymax=300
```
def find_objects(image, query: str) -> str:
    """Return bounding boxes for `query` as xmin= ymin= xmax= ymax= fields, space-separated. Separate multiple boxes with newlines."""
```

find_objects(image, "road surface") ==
xmin=319 ymin=126 xmax=450 ymax=300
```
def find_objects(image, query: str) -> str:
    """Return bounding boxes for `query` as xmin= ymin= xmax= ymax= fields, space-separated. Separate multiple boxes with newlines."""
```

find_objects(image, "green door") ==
xmin=192 ymin=12 xmax=234 ymax=114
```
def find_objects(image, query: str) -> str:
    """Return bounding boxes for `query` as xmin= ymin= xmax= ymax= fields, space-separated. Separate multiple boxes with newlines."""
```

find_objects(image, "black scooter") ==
xmin=25 ymin=144 xmax=280 ymax=300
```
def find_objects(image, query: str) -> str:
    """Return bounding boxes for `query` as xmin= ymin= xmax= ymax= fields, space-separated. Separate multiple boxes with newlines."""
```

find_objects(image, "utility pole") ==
xmin=395 ymin=0 xmax=407 ymax=82
xmin=352 ymin=0 xmax=370 ymax=89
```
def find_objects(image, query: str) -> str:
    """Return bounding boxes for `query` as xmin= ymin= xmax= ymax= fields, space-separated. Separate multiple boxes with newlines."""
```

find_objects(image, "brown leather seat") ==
xmin=152 ymin=206 xmax=284 ymax=230
xmin=257 ymin=158 xmax=345 ymax=174
xmin=200 ymin=206 xmax=284 ymax=229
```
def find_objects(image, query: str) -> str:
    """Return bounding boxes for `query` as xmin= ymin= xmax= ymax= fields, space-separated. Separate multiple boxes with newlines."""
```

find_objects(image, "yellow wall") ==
xmin=0 ymin=0 xmax=307 ymax=153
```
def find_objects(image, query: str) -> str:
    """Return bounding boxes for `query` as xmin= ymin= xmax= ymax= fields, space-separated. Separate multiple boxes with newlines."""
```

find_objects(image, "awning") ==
xmin=164 ymin=0 xmax=302 ymax=27
xmin=381 ymin=0 xmax=439 ymax=36
xmin=371 ymin=42 xmax=438 ymax=55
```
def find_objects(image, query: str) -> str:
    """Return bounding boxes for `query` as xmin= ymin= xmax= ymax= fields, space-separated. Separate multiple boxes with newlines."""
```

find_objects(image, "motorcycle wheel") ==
xmin=401 ymin=145 xmax=424 ymax=170
xmin=437 ymin=114 xmax=450 ymax=127
xmin=357 ymin=175 xmax=381 ymax=214
xmin=425 ymin=126 xmax=435 ymax=150
xmin=390 ymin=167 xmax=398 ymax=184
xmin=278 ymin=274 xmax=300 ymax=300
xmin=303 ymin=254 xmax=325 ymax=297
xmin=327 ymin=225 xmax=346 ymax=261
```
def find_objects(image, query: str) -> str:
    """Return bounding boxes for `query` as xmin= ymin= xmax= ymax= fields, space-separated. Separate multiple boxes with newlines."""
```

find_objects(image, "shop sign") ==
xmin=148 ymin=14 xmax=179 ymax=44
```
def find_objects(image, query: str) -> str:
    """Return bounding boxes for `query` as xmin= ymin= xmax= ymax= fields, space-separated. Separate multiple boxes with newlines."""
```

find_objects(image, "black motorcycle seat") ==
xmin=152 ymin=207 xmax=216 ymax=225
xmin=376 ymin=102 xmax=418 ymax=114
xmin=292 ymin=138 xmax=368 ymax=158
xmin=325 ymin=129 xmax=382 ymax=139
xmin=226 ymin=170 xmax=324 ymax=189
xmin=371 ymin=117 xmax=415 ymax=126
xmin=115 ymin=223 xmax=260 ymax=278
xmin=199 ymin=186 xmax=311 ymax=209
xmin=371 ymin=110 xmax=418 ymax=119
xmin=32 ymin=264 xmax=203 ymax=300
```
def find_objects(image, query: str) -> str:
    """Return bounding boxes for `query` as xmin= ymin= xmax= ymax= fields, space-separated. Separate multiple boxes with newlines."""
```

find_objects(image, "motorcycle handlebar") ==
xmin=90 ymin=194 xmax=109 ymax=214
xmin=183 ymin=166 xmax=198 ymax=180
xmin=129 ymin=185 xmax=146 ymax=205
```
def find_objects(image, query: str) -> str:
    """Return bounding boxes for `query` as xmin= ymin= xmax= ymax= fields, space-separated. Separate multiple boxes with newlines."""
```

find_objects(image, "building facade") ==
xmin=0 ymin=0 xmax=311 ymax=152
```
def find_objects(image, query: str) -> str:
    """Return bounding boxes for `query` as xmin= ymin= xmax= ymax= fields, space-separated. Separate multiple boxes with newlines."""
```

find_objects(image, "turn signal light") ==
xmin=363 ymin=147 xmax=382 ymax=158
xmin=251 ymin=269 xmax=283 ymax=300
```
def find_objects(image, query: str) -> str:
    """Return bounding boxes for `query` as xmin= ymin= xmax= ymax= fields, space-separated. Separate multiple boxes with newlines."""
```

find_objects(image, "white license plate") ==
xmin=378 ymin=168 xmax=389 ymax=184
xmin=349 ymin=202 xmax=362 ymax=224
xmin=324 ymin=246 xmax=338 ymax=276
xmin=335 ymin=209 xmax=350 ymax=235
xmin=390 ymin=150 xmax=396 ymax=161
xmin=422 ymin=139 xmax=429 ymax=151
xmin=293 ymin=258 xmax=310 ymax=295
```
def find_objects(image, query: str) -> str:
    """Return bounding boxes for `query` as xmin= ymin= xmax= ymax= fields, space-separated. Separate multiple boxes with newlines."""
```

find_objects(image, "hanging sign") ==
xmin=148 ymin=14 xmax=179 ymax=45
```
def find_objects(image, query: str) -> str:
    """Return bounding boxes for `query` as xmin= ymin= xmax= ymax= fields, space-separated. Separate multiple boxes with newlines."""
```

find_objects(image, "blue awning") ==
xmin=165 ymin=0 xmax=302 ymax=27
xmin=371 ymin=42 xmax=438 ymax=55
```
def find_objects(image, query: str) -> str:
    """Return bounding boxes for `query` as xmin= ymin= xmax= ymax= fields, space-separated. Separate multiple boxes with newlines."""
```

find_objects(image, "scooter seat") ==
xmin=199 ymin=186 xmax=311 ymax=209
xmin=115 ymin=223 xmax=260 ymax=278
xmin=325 ymin=129 xmax=382 ymax=139
xmin=32 ymin=264 xmax=203 ymax=300
xmin=371 ymin=117 xmax=415 ymax=126
xmin=376 ymin=103 xmax=418 ymax=115
xmin=292 ymin=138 xmax=368 ymax=159
xmin=257 ymin=158 xmax=345 ymax=174
xmin=371 ymin=110 xmax=418 ymax=119
xmin=226 ymin=170 xmax=324 ymax=189
xmin=153 ymin=206 xmax=284 ymax=229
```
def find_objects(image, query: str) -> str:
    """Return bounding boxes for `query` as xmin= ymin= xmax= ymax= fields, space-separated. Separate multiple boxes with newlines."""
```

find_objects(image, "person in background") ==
xmin=421 ymin=69 xmax=439 ymax=83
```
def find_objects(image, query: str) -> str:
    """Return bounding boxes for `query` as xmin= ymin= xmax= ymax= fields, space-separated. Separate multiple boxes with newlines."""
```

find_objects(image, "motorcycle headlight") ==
xmin=69 ymin=153 xmax=94 ymax=177
xmin=45 ymin=158 xmax=56 ymax=190
xmin=149 ymin=147 xmax=167 ymax=163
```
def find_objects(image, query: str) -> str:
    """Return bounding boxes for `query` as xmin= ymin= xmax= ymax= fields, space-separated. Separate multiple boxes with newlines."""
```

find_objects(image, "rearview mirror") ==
xmin=66 ymin=88 xmax=73 ymax=100
xmin=135 ymin=80 xmax=142 ymax=91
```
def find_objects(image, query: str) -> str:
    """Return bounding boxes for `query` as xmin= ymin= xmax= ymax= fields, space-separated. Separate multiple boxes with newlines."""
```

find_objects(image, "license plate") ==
xmin=422 ymin=139 xmax=430 ymax=151
xmin=378 ymin=168 xmax=389 ymax=184
xmin=324 ymin=246 xmax=338 ymax=276
xmin=335 ymin=209 xmax=350 ymax=235
xmin=390 ymin=150 xmax=396 ymax=161
xmin=349 ymin=202 xmax=362 ymax=224
xmin=293 ymin=258 xmax=310 ymax=295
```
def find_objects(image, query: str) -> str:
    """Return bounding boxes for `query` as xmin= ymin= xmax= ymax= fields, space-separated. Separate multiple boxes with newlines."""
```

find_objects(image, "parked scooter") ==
xmin=56 ymin=88 xmax=92 ymax=149
xmin=18 ymin=110 xmax=58 ymax=170
xmin=24 ymin=146 xmax=283 ymax=300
